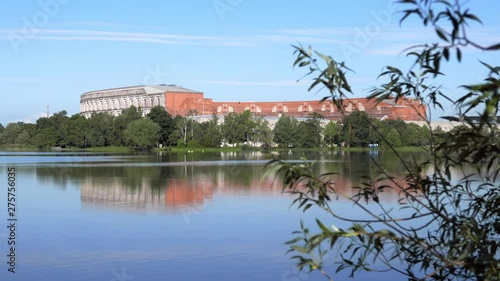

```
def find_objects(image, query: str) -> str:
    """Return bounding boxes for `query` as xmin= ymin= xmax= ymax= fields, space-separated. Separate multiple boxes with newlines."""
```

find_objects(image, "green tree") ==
xmin=341 ymin=111 xmax=373 ymax=147
xmin=416 ymin=124 xmax=431 ymax=146
xmin=147 ymin=106 xmax=175 ymax=147
xmin=0 ymin=123 xmax=4 ymax=134
xmin=64 ymin=114 xmax=90 ymax=148
xmin=198 ymin=114 xmax=222 ymax=147
xmin=88 ymin=113 xmax=114 ymax=147
xmin=169 ymin=115 xmax=196 ymax=147
xmin=296 ymin=116 xmax=323 ymax=148
xmin=15 ymin=130 xmax=31 ymax=145
xmin=249 ymin=116 xmax=272 ymax=147
xmin=222 ymin=111 xmax=254 ymax=145
xmin=112 ymin=106 xmax=143 ymax=146
xmin=0 ymin=123 xmax=22 ymax=144
xmin=374 ymin=119 xmax=405 ymax=145
xmin=273 ymin=114 xmax=299 ymax=148
xmin=51 ymin=110 xmax=69 ymax=147
xmin=386 ymin=128 xmax=402 ymax=147
xmin=34 ymin=127 xmax=57 ymax=149
xmin=124 ymin=118 xmax=160 ymax=149
xmin=323 ymin=121 xmax=342 ymax=146
xmin=31 ymin=111 xmax=70 ymax=148
xmin=270 ymin=1 xmax=500 ymax=280
xmin=15 ymin=123 xmax=36 ymax=145
xmin=402 ymin=123 xmax=421 ymax=146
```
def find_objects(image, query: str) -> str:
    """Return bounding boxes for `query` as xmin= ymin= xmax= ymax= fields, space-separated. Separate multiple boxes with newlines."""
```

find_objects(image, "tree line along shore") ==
xmin=0 ymin=105 xmax=454 ymax=151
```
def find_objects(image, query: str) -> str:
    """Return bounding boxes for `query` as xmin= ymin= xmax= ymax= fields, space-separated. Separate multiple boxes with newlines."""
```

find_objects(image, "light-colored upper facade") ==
xmin=80 ymin=84 xmax=206 ymax=118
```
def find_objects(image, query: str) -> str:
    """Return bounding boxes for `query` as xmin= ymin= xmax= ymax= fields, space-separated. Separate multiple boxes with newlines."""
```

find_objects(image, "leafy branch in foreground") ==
xmin=292 ymin=44 xmax=354 ymax=112
xmin=272 ymin=0 xmax=500 ymax=280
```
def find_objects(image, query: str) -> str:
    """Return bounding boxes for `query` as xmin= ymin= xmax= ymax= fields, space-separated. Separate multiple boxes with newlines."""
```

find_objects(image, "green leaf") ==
xmin=435 ymin=28 xmax=448 ymax=42
xmin=299 ymin=61 xmax=311 ymax=67
xmin=441 ymin=116 xmax=460 ymax=122
xmin=316 ymin=219 xmax=331 ymax=233
xmin=463 ymin=11 xmax=482 ymax=24
xmin=433 ymin=54 xmax=441 ymax=76
xmin=286 ymin=237 xmax=304 ymax=245
xmin=443 ymin=47 xmax=449 ymax=61
xmin=315 ymin=51 xmax=332 ymax=64
xmin=479 ymin=60 xmax=498 ymax=74
xmin=485 ymin=43 xmax=500 ymax=51
xmin=291 ymin=246 xmax=310 ymax=254
xmin=303 ymin=203 xmax=313 ymax=212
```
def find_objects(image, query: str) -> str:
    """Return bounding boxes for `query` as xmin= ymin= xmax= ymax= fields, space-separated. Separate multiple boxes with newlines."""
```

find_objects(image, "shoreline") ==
xmin=0 ymin=145 xmax=427 ymax=153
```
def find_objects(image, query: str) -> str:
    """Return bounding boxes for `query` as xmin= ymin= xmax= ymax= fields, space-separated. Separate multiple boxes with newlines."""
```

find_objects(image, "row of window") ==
xmin=217 ymin=104 xmax=337 ymax=113
xmin=81 ymin=96 xmax=162 ymax=112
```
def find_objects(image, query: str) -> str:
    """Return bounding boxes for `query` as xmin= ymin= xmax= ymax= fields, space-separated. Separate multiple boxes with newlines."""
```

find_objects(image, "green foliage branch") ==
xmin=268 ymin=0 xmax=500 ymax=280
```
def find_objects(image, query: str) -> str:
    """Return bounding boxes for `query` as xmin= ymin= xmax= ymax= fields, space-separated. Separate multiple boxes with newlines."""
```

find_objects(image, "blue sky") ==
xmin=0 ymin=0 xmax=499 ymax=124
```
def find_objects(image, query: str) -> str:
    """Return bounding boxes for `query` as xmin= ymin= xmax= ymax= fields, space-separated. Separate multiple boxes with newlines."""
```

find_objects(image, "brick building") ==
xmin=80 ymin=85 xmax=426 ymax=121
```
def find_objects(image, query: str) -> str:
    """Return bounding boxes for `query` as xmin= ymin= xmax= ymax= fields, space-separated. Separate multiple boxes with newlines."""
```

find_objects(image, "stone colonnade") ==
xmin=80 ymin=91 xmax=165 ymax=117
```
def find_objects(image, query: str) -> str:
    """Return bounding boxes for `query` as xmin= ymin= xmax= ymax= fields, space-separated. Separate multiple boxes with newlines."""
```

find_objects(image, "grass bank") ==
xmin=61 ymin=146 xmax=133 ymax=153
xmin=155 ymin=147 xmax=243 ymax=153
xmin=392 ymin=146 xmax=429 ymax=152
xmin=0 ymin=145 xmax=427 ymax=153
xmin=323 ymin=146 xmax=428 ymax=152
xmin=0 ymin=145 xmax=38 ymax=151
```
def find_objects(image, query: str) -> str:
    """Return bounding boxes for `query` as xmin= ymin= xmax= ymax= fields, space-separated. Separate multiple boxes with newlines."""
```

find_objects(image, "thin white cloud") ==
xmin=0 ymin=26 xmax=497 ymax=48
xmin=0 ymin=28 xmax=252 ymax=47
xmin=29 ymin=29 xmax=220 ymax=40
xmin=34 ymin=35 xmax=195 ymax=45
xmin=63 ymin=21 xmax=161 ymax=30
xmin=0 ymin=28 xmax=346 ymax=46
xmin=194 ymin=80 xmax=313 ymax=87
xmin=0 ymin=27 xmax=412 ymax=47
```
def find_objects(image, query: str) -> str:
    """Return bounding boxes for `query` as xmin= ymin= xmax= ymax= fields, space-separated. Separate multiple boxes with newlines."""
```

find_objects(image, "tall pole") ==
xmin=47 ymin=105 xmax=49 ymax=118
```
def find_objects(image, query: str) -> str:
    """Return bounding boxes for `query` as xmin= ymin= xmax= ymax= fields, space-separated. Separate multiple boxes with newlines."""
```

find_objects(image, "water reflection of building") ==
xmin=80 ymin=170 xmax=406 ymax=213
xmin=81 ymin=179 xmax=167 ymax=211
xmin=165 ymin=178 xmax=213 ymax=207
xmin=80 ymin=177 xmax=215 ymax=212
xmin=80 ymin=174 xmax=281 ymax=212
xmin=328 ymin=176 xmax=408 ymax=203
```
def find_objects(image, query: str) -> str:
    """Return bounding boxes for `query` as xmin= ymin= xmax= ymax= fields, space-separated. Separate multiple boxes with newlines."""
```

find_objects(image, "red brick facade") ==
xmin=163 ymin=92 xmax=427 ymax=121
xmin=164 ymin=92 xmax=213 ymax=116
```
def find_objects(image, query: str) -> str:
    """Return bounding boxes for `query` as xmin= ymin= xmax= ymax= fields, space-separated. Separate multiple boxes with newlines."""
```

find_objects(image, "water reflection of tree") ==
xmin=34 ymin=151 xmax=431 ymax=211
xmin=36 ymin=165 xmax=163 ymax=191
xmin=35 ymin=151 xmax=430 ymax=192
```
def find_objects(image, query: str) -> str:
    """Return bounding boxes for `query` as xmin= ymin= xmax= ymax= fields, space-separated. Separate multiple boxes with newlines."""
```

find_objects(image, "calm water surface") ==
xmin=0 ymin=150 xmax=423 ymax=281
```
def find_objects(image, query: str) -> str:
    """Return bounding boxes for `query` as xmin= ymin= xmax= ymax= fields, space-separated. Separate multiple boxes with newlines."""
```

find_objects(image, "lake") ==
xmin=0 ymin=150 xmax=426 ymax=281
